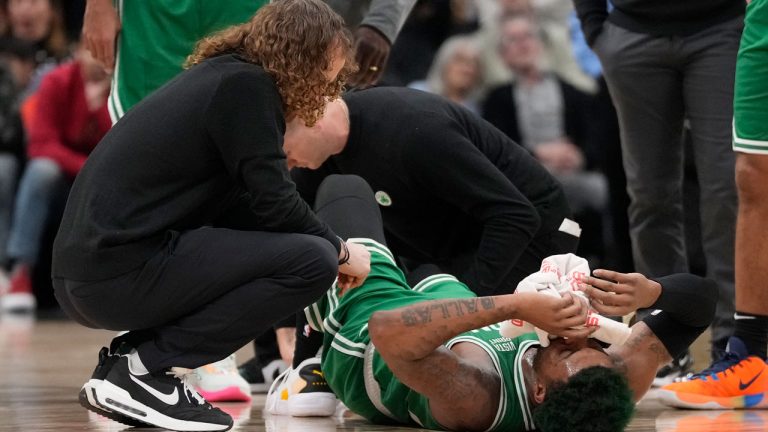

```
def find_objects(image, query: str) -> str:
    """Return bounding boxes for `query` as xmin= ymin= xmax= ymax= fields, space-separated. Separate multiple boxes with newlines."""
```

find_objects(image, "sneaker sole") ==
xmin=79 ymin=380 xmax=147 ymax=427
xmin=657 ymin=389 xmax=768 ymax=409
xmin=0 ymin=293 xmax=36 ymax=312
xmin=96 ymin=380 xmax=233 ymax=431
xmin=197 ymin=386 xmax=252 ymax=403
xmin=265 ymin=392 xmax=290 ymax=416
xmin=289 ymin=393 xmax=338 ymax=417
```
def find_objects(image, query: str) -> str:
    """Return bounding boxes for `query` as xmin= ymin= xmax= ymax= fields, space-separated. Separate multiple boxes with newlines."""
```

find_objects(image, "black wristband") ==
xmin=642 ymin=273 xmax=718 ymax=359
xmin=649 ymin=274 xmax=718 ymax=328
xmin=643 ymin=311 xmax=708 ymax=360
xmin=338 ymin=239 xmax=350 ymax=265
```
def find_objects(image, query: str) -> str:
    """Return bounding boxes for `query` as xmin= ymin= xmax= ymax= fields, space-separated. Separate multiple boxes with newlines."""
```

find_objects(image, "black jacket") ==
xmin=53 ymin=55 xmax=339 ymax=281
xmin=293 ymin=87 xmax=571 ymax=296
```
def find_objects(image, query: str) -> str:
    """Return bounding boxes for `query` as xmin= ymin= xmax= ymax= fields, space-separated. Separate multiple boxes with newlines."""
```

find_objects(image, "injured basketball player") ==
xmin=266 ymin=174 xmax=718 ymax=432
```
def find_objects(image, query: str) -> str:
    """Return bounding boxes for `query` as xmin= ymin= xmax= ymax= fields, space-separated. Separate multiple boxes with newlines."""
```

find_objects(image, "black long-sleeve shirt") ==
xmin=292 ymin=87 xmax=570 ymax=296
xmin=53 ymin=54 xmax=339 ymax=281
xmin=574 ymin=0 xmax=744 ymax=46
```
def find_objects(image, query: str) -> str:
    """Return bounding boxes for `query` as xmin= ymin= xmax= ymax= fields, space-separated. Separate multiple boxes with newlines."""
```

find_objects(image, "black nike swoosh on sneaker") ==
xmin=739 ymin=370 xmax=764 ymax=390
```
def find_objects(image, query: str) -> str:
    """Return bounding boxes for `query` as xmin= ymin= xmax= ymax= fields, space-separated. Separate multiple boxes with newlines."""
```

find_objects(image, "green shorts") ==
xmin=733 ymin=0 xmax=768 ymax=154
xmin=109 ymin=0 xmax=267 ymax=122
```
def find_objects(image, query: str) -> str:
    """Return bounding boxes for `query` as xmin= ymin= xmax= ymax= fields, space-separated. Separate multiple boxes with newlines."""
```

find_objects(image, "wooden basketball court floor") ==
xmin=2 ymin=315 xmax=767 ymax=432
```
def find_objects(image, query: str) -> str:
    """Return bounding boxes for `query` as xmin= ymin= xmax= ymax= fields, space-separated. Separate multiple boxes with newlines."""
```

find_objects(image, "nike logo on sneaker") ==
xmin=739 ymin=370 xmax=764 ymax=390
xmin=129 ymin=374 xmax=179 ymax=405
xmin=734 ymin=313 xmax=757 ymax=320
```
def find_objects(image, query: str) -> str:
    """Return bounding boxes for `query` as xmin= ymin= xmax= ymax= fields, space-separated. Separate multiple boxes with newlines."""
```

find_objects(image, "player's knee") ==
xmin=735 ymin=154 xmax=768 ymax=207
xmin=317 ymin=174 xmax=373 ymax=200
xmin=299 ymin=235 xmax=339 ymax=287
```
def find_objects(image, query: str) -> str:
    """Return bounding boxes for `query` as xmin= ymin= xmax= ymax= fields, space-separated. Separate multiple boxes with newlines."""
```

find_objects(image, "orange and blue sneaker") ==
xmin=658 ymin=337 xmax=768 ymax=409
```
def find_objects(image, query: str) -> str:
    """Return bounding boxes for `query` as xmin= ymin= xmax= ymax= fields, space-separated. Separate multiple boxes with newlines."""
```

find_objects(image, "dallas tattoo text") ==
xmin=401 ymin=297 xmax=496 ymax=326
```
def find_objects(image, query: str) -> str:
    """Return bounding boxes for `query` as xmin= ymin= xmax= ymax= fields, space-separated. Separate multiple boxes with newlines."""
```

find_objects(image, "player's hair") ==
xmin=532 ymin=366 xmax=634 ymax=432
xmin=186 ymin=0 xmax=357 ymax=126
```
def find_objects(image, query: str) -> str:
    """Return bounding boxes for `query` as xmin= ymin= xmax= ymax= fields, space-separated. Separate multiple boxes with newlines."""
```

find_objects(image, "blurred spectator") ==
xmin=475 ymin=0 xmax=595 ymax=93
xmin=3 ymin=0 xmax=67 ymax=60
xmin=482 ymin=13 xmax=607 ymax=264
xmin=2 ymin=0 xmax=70 ymax=99
xmin=1 ymin=43 xmax=110 ymax=312
xmin=0 ymin=37 xmax=31 ymax=292
xmin=384 ymin=0 xmax=479 ymax=86
xmin=408 ymin=34 xmax=484 ymax=115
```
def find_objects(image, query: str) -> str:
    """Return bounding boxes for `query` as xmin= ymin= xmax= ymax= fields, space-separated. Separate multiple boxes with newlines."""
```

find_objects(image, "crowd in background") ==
xmin=0 ymin=0 xmax=714 ymax=318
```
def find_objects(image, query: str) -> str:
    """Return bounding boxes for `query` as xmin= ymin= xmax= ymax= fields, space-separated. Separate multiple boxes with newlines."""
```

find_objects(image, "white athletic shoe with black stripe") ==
xmin=79 ymin=346 xmax=146 ymax=427
xmin=95 ymin=355 xmax=232 ymax=431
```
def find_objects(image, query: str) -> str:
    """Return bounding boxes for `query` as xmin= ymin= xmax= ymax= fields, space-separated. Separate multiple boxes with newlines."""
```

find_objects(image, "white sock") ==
xmin=128 ymin=349 xmax=149 ymax=375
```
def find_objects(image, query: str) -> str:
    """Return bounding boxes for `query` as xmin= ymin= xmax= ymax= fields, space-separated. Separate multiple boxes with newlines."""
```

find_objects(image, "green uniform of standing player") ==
xmin=83 ymin=0 xmax=267 ymax=122
xmin=733 ymin=0 xmax=768 ymax=153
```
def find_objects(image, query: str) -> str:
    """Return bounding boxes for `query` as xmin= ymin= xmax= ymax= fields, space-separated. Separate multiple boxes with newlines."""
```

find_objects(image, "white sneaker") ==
xmin=265 ymin=357 xmax=337 ymax=417
xmin=190 ymin=355 xmax=252 ymax=402
xmin=0 ymin=264 xmax=35 ymax=313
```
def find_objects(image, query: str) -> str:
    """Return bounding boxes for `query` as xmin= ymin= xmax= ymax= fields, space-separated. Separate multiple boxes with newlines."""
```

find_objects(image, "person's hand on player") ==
xmin=82 ymin=0 xmax=121 ymax=73
xmin=517 ymin=291 xmax=594 ymax=339
xmin=579 ymin=269 xmax=662 ymax=316
xmin=337 ymin=241 xmax=371 ymax=294
xmin=349 ymin=26 xmax=390 ymax=88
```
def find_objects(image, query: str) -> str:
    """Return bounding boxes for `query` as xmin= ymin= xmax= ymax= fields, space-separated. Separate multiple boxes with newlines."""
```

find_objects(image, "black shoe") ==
xmin=238 ymin=357 xmax=287 ymax=394
xmin=79 ymin=346 xmax=147 ymax=427
xmin=96 ymin=356 xmax=233 ymax=431
xmin=653 ymin=350 xmax=694 ymax=387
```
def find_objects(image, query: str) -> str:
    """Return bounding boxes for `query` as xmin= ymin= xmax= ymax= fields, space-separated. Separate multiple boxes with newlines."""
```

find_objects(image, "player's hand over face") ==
xmin=517 ymin=291 xmax=594 ymax=339
xmin=337 ymin=242 xmax=371 ymax=294
xmin=579 ymin=269 xmax=662 ymax=316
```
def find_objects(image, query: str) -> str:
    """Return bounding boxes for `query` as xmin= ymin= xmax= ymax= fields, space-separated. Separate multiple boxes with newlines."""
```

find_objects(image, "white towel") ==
xmin=499 ymin=253 xmax=631 ymax=347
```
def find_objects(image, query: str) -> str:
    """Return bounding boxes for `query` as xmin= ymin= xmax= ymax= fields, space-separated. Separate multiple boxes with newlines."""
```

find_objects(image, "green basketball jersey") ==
xmin=306 ymin=238 xmax=540 ymax=431
xmin=109 ymin=0 xmax=267 ymax=121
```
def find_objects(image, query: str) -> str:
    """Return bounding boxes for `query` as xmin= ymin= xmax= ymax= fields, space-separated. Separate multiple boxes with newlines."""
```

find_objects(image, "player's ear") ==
xmin=533 ymin=378 xmax=547 ymax=405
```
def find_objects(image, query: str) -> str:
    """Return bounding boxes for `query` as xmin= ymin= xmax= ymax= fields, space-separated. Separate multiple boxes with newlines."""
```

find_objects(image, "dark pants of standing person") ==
xmin=594 ymin=17 xmax=741 ymax=354
xmin=53 ymin=200 xmax=338 ymax=373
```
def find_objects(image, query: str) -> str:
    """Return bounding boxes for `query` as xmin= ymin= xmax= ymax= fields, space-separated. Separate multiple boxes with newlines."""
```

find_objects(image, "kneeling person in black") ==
xmin=51 ymin=2 xmax=370 ymax=431
xmin=288 ymin=87 xmax=579 ymax=298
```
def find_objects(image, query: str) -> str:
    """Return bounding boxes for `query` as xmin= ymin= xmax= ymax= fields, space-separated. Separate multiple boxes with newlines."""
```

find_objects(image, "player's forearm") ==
xmin=369 ymin=294 xmax=521 ymax=361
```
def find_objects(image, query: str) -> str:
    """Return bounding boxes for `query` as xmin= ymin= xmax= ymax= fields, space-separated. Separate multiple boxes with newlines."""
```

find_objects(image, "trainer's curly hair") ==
xmin=185 ymin=0 xmax=357 ymax=126
xmin=533 ymin=366 xmax=635 ymax=432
